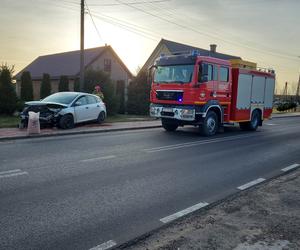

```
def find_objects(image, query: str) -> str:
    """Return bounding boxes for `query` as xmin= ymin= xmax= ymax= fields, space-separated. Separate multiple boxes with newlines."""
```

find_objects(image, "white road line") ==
xmin=160 ymin=202 xmax=209 ymax=224
xmin=237 ymin=178 xmax=266 ymax=190
xmin=0 ymin=169 xmax=22 ymax=175
xmin=0 ymin=171 xmax=28 ymax=179
xmin=89 ymin=240 xmax=117 ymax=250
xmin=265 ymin=123 xmax=277 ymax=126
xmin=145 ymin=134 xmax=255 ymax=153
xmin=281 ymin=163 xmax=300 ymax=172
xmin=80 ymin=155 xmax=116 ymax=163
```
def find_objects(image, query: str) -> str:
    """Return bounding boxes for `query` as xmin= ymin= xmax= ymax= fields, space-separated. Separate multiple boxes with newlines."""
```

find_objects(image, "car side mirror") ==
xmin=74 ymin=101 xmax=81 ymax=106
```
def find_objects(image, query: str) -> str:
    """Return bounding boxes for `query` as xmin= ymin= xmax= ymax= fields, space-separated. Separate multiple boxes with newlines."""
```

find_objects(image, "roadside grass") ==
xmin=0 ymin=114 xmax=154 ymax=128
xmin=0 ymin=115 xmax=19 ymax=128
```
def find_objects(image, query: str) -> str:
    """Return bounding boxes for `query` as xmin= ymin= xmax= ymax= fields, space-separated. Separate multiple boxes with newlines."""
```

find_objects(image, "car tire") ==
xmin=59 ymin=114 xmax=74 ymax=129
xmin=97 ymin=111 xmax=106 ymax=124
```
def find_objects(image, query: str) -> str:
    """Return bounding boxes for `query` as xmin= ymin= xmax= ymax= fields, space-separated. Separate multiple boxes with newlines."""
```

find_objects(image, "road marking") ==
xmin=89 ymin=240 xmax=117 ymax=250
xmin=265 ymin=123 xmax=277 ymax=126
xmin=0 ymin=170 xmax=28 ymax=179
xmin=80 ymin=155 xmax=116 ymax=163
xmin=160 ymin=202 xmax=209 ymax=224
xmin=237 ymin=178 xmax=266 ymax=190
xmin=0 ymin=169 xmax=22 ymax=175
xmin=145 ymin=134 xmax=255 ymax=153
xmin=281 ymin=163 xmax=300 ymax=172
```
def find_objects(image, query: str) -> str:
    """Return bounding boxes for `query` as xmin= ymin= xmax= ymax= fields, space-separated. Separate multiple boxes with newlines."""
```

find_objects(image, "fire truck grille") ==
xmin=156 ymin=91 xmax=183 ymax=101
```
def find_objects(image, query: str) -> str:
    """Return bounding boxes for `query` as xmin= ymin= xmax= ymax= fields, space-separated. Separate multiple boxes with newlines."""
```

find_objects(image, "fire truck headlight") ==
xmin=180 ymin=109 xmax=194 ymax=119
xmin=150 ymin=106 xmax=157 ymax=115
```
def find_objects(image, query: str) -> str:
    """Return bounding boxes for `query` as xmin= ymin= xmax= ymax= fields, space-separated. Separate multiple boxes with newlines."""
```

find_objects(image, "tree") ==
xmin=127 ymin=70 xmax=150 ymax=115
xmin=58 ymin=75 xmax=69 ymax=92
xmin=84 ymin=69 xmax=119 ymax=115
xmin=20 ymin=71 xmax=33 ymax=101
xmin=40 ymin=73 xmax=51 ymax=98
xmin=0 ymin=65 xmax=18 ymax=115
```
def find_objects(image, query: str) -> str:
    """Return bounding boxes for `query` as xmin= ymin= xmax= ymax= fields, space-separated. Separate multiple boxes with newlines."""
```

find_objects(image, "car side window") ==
xmin=220 ymin=66 xmax=229 ymax=82
xmin=87 ymin=95 xmax=97 ymax=104
xmin=75 ymin=96 xmax=88 ymax=106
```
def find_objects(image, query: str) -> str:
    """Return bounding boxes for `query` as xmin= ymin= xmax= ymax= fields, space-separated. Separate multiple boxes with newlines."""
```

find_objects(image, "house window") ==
xmin=104 ymin=59 xmax=111 ymax=72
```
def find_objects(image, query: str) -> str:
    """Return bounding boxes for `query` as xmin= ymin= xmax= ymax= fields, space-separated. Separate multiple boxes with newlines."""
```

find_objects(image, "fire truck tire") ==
xmin=248 ymin=110 xmax=260 ymax=131
xmin=239 ymin=110 xmax=260 ymax=131
xmin=200 ymin=111 xmax=219 ymax=136
xmin=161 ymin=118 xmax=178 ymax=132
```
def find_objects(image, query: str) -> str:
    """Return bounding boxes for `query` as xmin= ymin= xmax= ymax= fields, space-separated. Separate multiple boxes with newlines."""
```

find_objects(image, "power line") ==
xmin=88 ymin=0 xmax=170 ymax=7
xmin=115 ymin=0 xmax=299 ymax=62
xmin=85 ymin=0 xmax=104 ymax=44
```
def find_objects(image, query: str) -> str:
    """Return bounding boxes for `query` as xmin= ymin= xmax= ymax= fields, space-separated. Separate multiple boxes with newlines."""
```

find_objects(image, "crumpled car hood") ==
xmin=24 ymin=101 xmax=68 ymax=109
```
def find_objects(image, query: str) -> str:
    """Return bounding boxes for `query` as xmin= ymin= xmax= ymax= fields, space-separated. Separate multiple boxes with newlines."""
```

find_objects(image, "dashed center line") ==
xmin=281 ymin=163 xmax=300 ymax=172
xmin=160 ymin=202 xmax=209 ymax=224
xmin=89 ymin=240 xmax=117 ymax=250
xmin=237 ymin=178 xmax=265 ymax=190
xmin=80 ymin=155 xmax=116 ymax=163
xmin=0 ymin=169 xmax=28 ymax=179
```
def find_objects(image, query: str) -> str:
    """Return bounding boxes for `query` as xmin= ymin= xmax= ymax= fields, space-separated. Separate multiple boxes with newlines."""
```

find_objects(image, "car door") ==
xmin=74 ymin=96 xmax=90 ymax=123
xmin=86 ymin=95 xmax=100 ymax=120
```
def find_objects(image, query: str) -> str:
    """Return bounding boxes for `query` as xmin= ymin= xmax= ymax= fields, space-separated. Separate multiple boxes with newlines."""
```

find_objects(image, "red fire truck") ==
xmin=149 ymin=52 xmax=275 ymax=136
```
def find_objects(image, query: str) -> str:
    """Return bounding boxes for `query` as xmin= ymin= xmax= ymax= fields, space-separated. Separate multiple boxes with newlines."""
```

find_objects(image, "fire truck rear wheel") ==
xmin=161 ymin=118 xmax=178 ymax=132
xmin=239 ymin=110 xmax=260 ymax=131
xmin=200 ymin=111 xmax=219 ymax=136
xmin=248 ymin=110 xmax=260 ymax=131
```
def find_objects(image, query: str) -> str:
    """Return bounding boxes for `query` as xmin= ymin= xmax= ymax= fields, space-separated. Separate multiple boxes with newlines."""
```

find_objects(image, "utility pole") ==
xmin=296 ymin=74 xmax=300 ymax=102
xmin=80 ymin=0 xmax=85 ymax=91
xmin=283 ymin=81 xmax=288 ymax=101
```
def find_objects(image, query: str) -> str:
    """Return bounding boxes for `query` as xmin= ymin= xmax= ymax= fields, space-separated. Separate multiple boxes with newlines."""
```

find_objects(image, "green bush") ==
xmin=0 ymin=65 xmax=18 ymax=115
xmin=20 ymin=71 xmax=33 ymax=101
xmin=40 ymin=73 xmax=51 ymax=99
xmin=127 ymin=70 xmax=150 ymax=115
xmin=277 ymin=102 xmax=297 ymax=112
xmin=84 ymin=69 xmax=119 ymax=115
xmin=58 ymin=75 xmax=69 ymax=92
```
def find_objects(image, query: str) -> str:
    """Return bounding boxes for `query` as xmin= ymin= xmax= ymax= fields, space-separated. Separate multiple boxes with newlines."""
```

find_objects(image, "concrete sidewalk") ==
xmin=0 ymin=112 xmax=299 ymax=141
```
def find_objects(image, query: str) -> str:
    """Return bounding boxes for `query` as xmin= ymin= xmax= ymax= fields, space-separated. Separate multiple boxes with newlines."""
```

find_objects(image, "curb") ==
xmin=0 ymin=125 xmax=162 ymax=142
xmin=114 ymin=166 xmax=300 ymax=250
xmin=271 ymin=114 xmax=300 ymax=119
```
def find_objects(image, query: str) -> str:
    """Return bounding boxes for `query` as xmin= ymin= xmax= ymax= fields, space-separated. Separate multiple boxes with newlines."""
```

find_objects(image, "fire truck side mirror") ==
xmin=148 ymin=65 xmax=157 ymax=84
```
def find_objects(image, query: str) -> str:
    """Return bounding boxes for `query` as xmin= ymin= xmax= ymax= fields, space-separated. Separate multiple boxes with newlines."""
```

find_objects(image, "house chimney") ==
xmin=210 ymin=44 xmax=217 ymax=53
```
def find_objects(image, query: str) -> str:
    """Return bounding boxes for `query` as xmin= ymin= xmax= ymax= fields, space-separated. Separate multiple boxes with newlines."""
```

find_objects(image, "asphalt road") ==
xmin=0 ymin=117 xmax=300 ymax=250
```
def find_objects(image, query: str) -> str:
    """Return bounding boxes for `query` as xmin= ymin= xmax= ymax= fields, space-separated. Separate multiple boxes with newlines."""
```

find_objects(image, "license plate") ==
xmin=162 ymin=108 xmax=173 ymax=112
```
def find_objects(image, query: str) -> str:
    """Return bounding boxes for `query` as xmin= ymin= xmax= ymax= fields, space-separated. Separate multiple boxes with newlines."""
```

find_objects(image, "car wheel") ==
xmin=97 ymin=111 xmax=106 ymax=124
xmin=59 ymin=114 xmax=74 ymax=129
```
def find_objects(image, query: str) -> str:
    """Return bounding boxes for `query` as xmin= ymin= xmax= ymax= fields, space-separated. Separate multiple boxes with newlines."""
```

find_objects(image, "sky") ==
xmin=0 ymin=0 xmax=299 ymax=94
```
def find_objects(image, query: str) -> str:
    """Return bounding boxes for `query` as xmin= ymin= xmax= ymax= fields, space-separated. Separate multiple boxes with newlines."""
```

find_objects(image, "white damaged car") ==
xmin=20 ymin=92 xmax=106 ymax=129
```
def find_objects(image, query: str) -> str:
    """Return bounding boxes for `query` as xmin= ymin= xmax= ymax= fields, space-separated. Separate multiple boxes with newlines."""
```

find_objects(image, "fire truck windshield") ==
xmin=154 ymin=65 xmax=194 ymax=83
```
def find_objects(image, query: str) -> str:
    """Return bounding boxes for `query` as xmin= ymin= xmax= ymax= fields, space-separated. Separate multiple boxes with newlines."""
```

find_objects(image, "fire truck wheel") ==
xmin=248 ymin=110 xmax=260 ymax=131
xmin=161 ymin=119 xmax=178 ymax=132
xmin=239 ymin=110 xmax=260 ymax=131
xmin=200 ymin=111 xmax=219 ymax=136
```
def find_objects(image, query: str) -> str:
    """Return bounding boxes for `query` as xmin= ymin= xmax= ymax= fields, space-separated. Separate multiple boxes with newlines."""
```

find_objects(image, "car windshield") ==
xmin=42 ymin=92 xmax=79 ymax=105
xmin=154 ymin=65 xmax=194 ymax=83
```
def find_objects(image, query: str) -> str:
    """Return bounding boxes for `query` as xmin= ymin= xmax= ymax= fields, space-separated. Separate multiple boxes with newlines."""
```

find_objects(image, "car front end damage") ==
xmin=19 ymin=102 xmax=67 ymax=128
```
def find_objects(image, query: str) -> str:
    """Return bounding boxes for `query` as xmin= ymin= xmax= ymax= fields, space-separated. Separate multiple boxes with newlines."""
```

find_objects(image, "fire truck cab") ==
xmin=149 ymin=52 xmax=275 ymax=136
